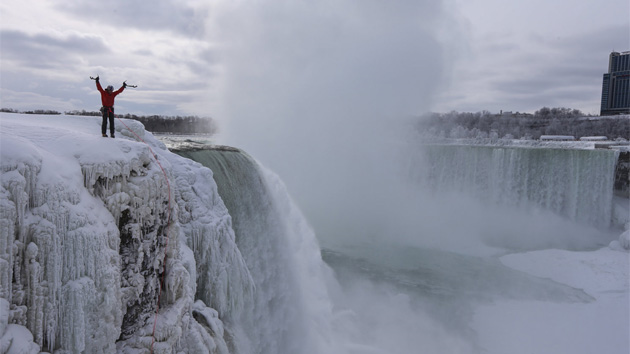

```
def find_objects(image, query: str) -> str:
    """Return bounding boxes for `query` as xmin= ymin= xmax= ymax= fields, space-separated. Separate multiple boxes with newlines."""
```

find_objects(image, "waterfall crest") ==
xmin=413 ymin=145 xmax=619 ymax=228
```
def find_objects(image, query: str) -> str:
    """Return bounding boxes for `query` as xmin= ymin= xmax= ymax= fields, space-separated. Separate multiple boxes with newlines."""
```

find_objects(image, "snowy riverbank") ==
xmin=474 ymin=246 xmax=629 ymax=354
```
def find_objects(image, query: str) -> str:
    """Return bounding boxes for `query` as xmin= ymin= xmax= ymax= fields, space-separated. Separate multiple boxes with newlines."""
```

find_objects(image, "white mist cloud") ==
xmin=205 ymin=1 xmax=461 ymax=241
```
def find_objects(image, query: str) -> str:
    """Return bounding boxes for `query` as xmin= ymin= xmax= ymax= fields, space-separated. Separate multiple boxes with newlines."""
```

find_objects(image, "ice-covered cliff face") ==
xmin=0 ymin=114 xmax=253 ymax=353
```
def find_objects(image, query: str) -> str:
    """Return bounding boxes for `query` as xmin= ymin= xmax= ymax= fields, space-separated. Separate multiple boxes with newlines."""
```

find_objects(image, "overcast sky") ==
xmin=1 ymin=0 xmax=628 ymax=120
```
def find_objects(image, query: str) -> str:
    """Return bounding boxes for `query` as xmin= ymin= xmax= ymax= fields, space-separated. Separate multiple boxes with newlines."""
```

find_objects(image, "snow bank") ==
xmin=540 ymin=135 xmax=575 ymax=141
xmin=474 ymin=247 xmax=629 ymax=354
xmin=0 ymin=113 xmax=251 ymax=353
xmin=580 ymin=136 xmax=608 ymax=141
xmin=611 ymin=229 xmax=630 ymax=250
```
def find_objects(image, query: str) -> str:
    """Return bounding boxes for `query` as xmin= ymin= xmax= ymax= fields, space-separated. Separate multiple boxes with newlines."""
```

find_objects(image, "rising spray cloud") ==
xmin=205 ymin=0 xmax=457 ymax=246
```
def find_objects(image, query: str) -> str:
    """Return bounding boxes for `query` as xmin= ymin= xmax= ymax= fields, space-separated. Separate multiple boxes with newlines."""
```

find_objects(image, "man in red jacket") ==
xmin=95 ymin=76 xmax=126 ymax=138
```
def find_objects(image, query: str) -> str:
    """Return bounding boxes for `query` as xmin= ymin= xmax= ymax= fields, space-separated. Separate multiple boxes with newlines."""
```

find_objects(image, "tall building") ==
xmin=600 ymin=51 xmax=630 ymax=115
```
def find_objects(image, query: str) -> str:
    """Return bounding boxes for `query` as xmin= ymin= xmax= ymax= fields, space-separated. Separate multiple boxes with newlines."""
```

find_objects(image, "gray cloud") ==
xmin=438 ymin=23 xmax=628 ymax=114
xmin=55 ymin=0 xmax=206 ymax=38
xmin=0 ymin=29 xmax=109 ymax=69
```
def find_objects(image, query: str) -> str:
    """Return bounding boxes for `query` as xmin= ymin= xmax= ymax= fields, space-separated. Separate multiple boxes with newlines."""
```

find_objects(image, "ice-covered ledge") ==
xmin=0 ymin=113 xmax=251 ymax=353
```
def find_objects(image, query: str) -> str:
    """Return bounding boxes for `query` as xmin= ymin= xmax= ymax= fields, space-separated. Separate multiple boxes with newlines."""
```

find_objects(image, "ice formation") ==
xmin=0 ymin=115 xmax=254 ymax=353
xmin=0 ymin=114 xmax=334 ymax=354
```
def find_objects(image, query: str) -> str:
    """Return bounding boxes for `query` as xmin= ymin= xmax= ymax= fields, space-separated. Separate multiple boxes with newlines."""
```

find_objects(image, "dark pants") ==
xmin=101 ymin=106 xmax=115 ymax=135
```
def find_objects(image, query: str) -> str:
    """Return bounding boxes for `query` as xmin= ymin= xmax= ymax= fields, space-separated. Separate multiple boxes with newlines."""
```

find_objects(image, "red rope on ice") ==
xmin=113 ymin=112 xmax=172 ymax=353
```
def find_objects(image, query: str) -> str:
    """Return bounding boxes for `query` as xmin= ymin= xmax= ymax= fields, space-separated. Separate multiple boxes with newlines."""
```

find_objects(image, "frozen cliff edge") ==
xmin=0 ymin=114 xmax=253 ymax=353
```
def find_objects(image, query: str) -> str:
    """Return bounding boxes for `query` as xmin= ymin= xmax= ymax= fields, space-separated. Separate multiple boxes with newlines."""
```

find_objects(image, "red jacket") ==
xmin=96 ymin=81 xmax=125 ymax=107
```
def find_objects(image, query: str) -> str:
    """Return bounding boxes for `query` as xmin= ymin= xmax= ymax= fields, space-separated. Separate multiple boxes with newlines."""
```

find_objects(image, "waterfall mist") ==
xmin=207 ymin=0 xmax=461 ymax=248
xmin=200 ymin=2 xmax=622 ymax=353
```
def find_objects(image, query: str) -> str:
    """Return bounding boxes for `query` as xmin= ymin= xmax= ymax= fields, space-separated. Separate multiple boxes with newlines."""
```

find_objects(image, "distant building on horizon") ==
xmin=600 ymin=51 xmax=630 ymax=116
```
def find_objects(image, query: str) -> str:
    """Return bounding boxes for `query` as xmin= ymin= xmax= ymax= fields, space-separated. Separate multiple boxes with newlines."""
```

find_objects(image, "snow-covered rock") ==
xmin=610 ymin=229 xmax=630 ymax=251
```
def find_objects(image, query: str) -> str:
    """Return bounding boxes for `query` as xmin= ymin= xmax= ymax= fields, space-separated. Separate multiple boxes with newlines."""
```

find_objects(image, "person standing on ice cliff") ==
xmin=94 ymin=76 xmax=126 ymax=138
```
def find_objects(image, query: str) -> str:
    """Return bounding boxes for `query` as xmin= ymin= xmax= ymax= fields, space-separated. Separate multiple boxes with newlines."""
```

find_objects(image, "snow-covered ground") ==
xmin=474 ymin=246 xmax=629 ymax=354
xmin=420 ymin=136 xmax=630 ymax=151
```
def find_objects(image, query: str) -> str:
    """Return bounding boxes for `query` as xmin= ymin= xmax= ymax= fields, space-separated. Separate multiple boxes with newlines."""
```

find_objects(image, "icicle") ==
xmin=0 ymin=185 xmax=18 ymax=302
xmin=25 ymin=242 xmax=43 ymax=345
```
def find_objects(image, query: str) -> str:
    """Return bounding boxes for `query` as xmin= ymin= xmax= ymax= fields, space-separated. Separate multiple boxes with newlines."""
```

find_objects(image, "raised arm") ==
xmin=113 ymin=84 xmax=125 ymax=96
xmin=96 ymin=79 xmax=104 ymax=93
